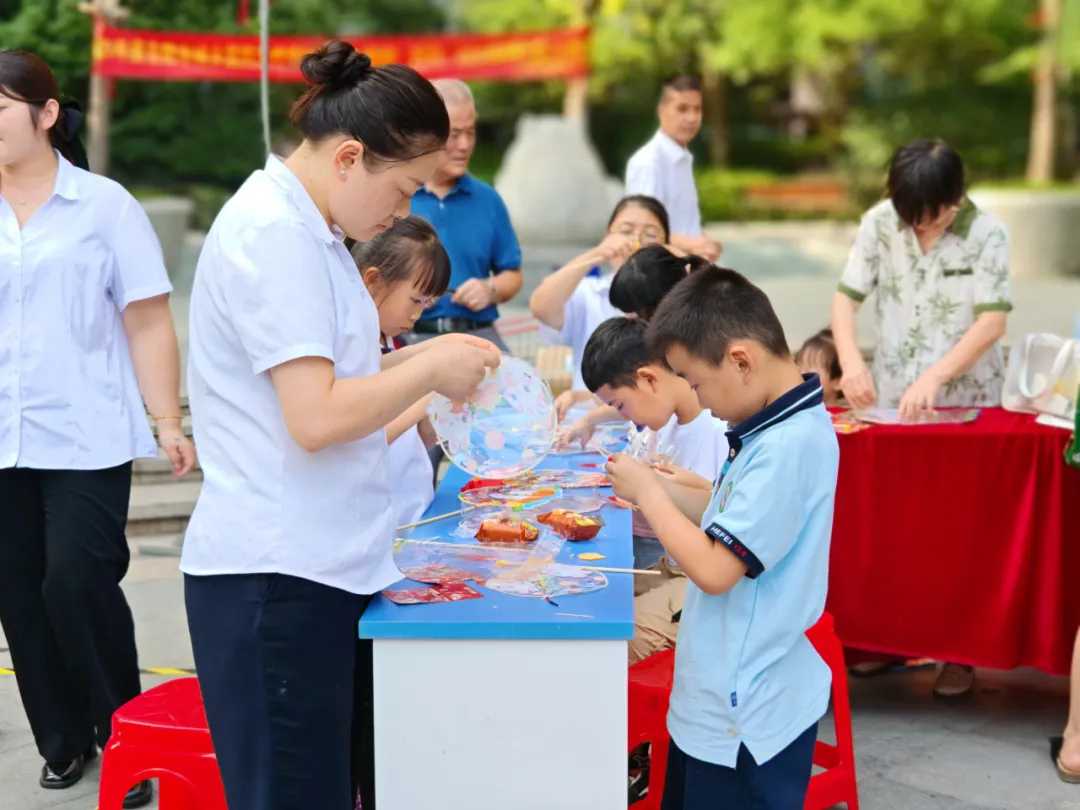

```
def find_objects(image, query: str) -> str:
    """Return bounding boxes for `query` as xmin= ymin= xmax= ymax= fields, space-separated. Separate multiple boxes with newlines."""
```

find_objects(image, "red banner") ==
xmin=91 ymin=24 xmax=589 ymax=83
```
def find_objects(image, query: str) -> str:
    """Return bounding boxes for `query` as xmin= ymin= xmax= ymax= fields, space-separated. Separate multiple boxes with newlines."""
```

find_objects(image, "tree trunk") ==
xmin=562 ymin=0 xmax=596 ymax=119
xmin=80 ymin=4 xmax=129 ymax=175
xmin=701 ymin=68 xmax=729 ymax=167
xmin=562 ymin=78 xmax=589 ymax=119
xmin=1027 ymin=0 xmax=1062 ymax=183
xmin=87 ymin=69 xmax=111 ymax=175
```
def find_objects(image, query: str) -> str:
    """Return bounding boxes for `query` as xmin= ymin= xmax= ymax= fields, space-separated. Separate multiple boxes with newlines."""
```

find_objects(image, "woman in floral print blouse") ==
xmin=830 ymin=138 xmax=1012 ymax=698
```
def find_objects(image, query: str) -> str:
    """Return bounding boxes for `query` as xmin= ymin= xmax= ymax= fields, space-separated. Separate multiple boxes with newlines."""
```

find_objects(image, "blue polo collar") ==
xmin=417 ymin=173 xmax=475 ymax=200
xmin=726 ymin=373 xmax=824 ymax=446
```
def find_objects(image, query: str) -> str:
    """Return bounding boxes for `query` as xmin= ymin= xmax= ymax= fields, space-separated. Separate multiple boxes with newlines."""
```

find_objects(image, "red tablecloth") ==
xmin=827 ymin=408 xmax=1080 ymax=675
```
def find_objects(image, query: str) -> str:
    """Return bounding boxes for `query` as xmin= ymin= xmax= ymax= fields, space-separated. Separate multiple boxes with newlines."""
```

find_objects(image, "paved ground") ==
xmin=1 ymin=551 xmax=1078 ymax=809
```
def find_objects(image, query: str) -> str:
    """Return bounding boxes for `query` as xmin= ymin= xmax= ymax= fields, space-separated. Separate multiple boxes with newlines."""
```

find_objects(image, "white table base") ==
xmin=373 ymin=638 xmax=628 ymax=810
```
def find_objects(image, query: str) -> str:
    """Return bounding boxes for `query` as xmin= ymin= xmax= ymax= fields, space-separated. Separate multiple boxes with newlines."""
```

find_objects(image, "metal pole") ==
xmin=259 ymin=0 xmax=271 ymax=156
xmin=79 ymin=0 xmax=129 ymax=174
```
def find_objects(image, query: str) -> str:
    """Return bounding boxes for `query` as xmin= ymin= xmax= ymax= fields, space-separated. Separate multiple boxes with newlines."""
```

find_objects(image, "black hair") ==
xmin=647 ymin=265 xmax=790 ymax=365
xmin=581 ymin=317 xmax=653 ymax=393
xmin=607 ymin=195 xmax=671 ymax=243
xmin=609 ymin=245 xmax=711 ymax=320
xmin=887 ymin=138 xmax=965 ymax=227
xmin=350 ymin=215 xmax=451 ymax=298
xmin=660 ymin=74 xmax=702 ymax=99
xmin=0 ymin=50 xmax=87 ymax=169
xmin=796 ymin=328 xmax=842 ymax=382
xmin=289 ymin=41 xmax=449 ymax=169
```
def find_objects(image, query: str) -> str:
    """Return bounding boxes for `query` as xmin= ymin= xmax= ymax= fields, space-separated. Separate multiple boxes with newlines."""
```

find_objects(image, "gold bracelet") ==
xmin=150 ymin=414 xmax=183 ymax=421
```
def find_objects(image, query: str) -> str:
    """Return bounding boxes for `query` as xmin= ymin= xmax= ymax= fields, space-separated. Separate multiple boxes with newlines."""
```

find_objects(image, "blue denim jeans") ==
xmin=633 ymin=535 xmax=667 ymax=571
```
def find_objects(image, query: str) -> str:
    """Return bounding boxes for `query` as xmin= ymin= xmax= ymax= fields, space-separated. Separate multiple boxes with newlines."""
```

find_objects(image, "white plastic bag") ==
xmin=1002 ymin=333 xmax=1080 ymax=423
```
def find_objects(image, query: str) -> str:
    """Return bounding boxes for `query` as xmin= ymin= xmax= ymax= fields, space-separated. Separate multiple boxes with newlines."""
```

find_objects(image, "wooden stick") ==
xmin=397 ymin=505 xmax=479 ymax=531
xmin=583 ymin=566 xmax=661 ymax=576
xmin=398 ymin=537 xmax=479 ymax=548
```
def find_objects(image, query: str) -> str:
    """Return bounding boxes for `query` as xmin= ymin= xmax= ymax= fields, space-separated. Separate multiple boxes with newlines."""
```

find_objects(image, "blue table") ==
xmin=359 ymin=453 xmax=633 ymax=810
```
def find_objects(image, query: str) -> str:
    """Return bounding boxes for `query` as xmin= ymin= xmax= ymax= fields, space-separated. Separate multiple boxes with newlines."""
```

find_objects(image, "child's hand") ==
xmin=594 ymin=233 xmax=637 ymax=264
xmin=554 ymin=390 xmax=578 ymax=422
xmin=604 ymin=453 xmax=660 ymax=505
xmin=556 ymin=417 xmax=595 ymax=449
xmin=654 ymin=463 xmax=712 ymax=492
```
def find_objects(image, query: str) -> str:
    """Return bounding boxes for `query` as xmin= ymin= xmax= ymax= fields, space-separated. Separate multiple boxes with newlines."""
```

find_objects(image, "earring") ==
xmin=340 ymin=169 xmax=345 ymax=176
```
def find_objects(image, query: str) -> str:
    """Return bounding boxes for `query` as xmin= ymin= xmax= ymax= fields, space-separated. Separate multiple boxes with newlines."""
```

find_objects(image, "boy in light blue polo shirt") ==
xmin=605 ymin=265 xmax=839 ymax=810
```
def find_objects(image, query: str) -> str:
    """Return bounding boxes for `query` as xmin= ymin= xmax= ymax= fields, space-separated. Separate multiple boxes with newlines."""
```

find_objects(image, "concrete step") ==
xmin=126 ymin=479 xmax=201 ymax=538
xmin=131 ymin=532 xmax=185 ymax=558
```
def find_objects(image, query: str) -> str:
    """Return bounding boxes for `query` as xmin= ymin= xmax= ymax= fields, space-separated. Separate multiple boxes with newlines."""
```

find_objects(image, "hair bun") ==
xmin=300 ymin=41 xmax=372 ymax=90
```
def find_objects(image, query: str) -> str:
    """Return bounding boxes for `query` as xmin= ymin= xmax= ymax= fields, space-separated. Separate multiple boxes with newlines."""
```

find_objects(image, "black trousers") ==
xmin=661 ymin=725 xmax=818 ymax=810
xmin=185 ymin=572 xmax=375 ymax=810
xmin=0 ymin=464 xmax=141 ymax=764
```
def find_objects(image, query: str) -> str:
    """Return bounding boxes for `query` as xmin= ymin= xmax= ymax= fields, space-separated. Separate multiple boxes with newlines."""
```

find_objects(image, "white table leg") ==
xmin=373 ymin=638 xmax=628 ymax=810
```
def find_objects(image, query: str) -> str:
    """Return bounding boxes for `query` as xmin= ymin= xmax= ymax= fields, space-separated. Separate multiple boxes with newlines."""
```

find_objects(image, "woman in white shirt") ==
xmin=0 ymin=50 xmax=194 ymax=807
xmin=529 ymin=195 xmax=670 ymax=418
xmin=180 ymin=42 xmax=497 ymax=810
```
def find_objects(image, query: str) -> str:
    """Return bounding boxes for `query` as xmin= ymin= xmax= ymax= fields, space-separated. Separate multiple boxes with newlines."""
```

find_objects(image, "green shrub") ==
xmin=695 ymin=169 xmax=779 ymax=221
xmin=695 ymin=169 xmax=857 ymax=222
xmin=468 ymin=142 xmax=505 ymax=185
xmin=187 ymin=185 xmax=235 ymax=231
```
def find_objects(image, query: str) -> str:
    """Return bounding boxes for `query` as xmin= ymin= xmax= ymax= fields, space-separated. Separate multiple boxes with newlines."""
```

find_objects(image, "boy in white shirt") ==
xmin=565 ymin=316 xmax=727 ymax=663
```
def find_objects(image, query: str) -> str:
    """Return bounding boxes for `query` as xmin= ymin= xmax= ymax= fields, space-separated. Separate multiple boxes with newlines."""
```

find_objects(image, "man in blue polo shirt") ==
xmin=406 ymin=79 xmax=522 ymax=351
xmin=605 ymin=265 xmax=839 ymax=810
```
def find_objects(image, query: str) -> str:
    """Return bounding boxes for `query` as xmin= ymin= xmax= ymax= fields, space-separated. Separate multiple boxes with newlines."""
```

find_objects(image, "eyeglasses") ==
xmin=612 ymin=225 xmax=665 ymax=244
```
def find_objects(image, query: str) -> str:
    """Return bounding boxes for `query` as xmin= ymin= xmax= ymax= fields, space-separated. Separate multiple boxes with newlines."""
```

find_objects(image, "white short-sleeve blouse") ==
xmin=180 ymin=157 xmax=400 ymax=595
xmin=0 ymin=153 xmax=172 ymax=471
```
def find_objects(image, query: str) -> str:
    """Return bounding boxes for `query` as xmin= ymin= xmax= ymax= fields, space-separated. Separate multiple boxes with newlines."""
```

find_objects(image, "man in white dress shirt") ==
xmin=625 ymin=75 xmax=722 ymax=262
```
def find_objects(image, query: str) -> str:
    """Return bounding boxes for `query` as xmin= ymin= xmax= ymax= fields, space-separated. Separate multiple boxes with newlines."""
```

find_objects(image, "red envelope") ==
xmin=381 ymin=583 xmax=484 ymax=605
xmin=401 ymin=563 xmax=475 ymax=584
xmin=381 ymin=587 xmax=447 ymax=605
xmin=434 ymin=583 xmax=484 ymax=602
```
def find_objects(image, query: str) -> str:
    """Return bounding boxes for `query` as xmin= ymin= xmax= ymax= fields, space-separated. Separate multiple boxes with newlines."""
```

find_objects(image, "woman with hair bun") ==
xmin=0 ymin=50 xmax=192 ymax=807
xmin=180 ymin=41 xmax=499 ymax=809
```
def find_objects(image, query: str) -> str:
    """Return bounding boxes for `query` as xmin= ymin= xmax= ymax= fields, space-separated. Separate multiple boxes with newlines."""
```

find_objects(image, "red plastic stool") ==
xmin=98 ymin=677 xmax=227 ymax=810
xmin=627 ymin=649 xmax=675 ymax=809
xmin=626 ymin=612 xmax=859 ymax=810
xmin=804 ymin=612 xmax=859 ymax=810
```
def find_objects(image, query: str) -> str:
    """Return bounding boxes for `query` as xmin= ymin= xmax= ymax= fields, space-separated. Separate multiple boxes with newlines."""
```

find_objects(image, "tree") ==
xmin=0 ymin=0 xmax=450 ymax=188
xmin=1028 ymin=0 xmax=1063 ymax=183
xmin=456 ymin=0 xmax=1030 ymax=170
xmin=979 ymin=0 xmax=1080 ymax=182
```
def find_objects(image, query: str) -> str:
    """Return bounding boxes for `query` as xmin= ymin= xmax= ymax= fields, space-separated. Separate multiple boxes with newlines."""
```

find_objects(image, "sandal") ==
xmin=848 ymin=660 xmax=902 ymax=678
xmin=933 ymin=663 xmax=975 ymax=698
xmin=1050 ymin=736 xmax=1080 ymax=784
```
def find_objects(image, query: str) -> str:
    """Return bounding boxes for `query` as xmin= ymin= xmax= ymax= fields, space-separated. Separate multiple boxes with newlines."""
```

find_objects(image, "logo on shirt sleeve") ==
xmin=705 ymin=522 xmax=765 ymax=579
xmin=717 ymin=481 xmax=734 ymax=513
